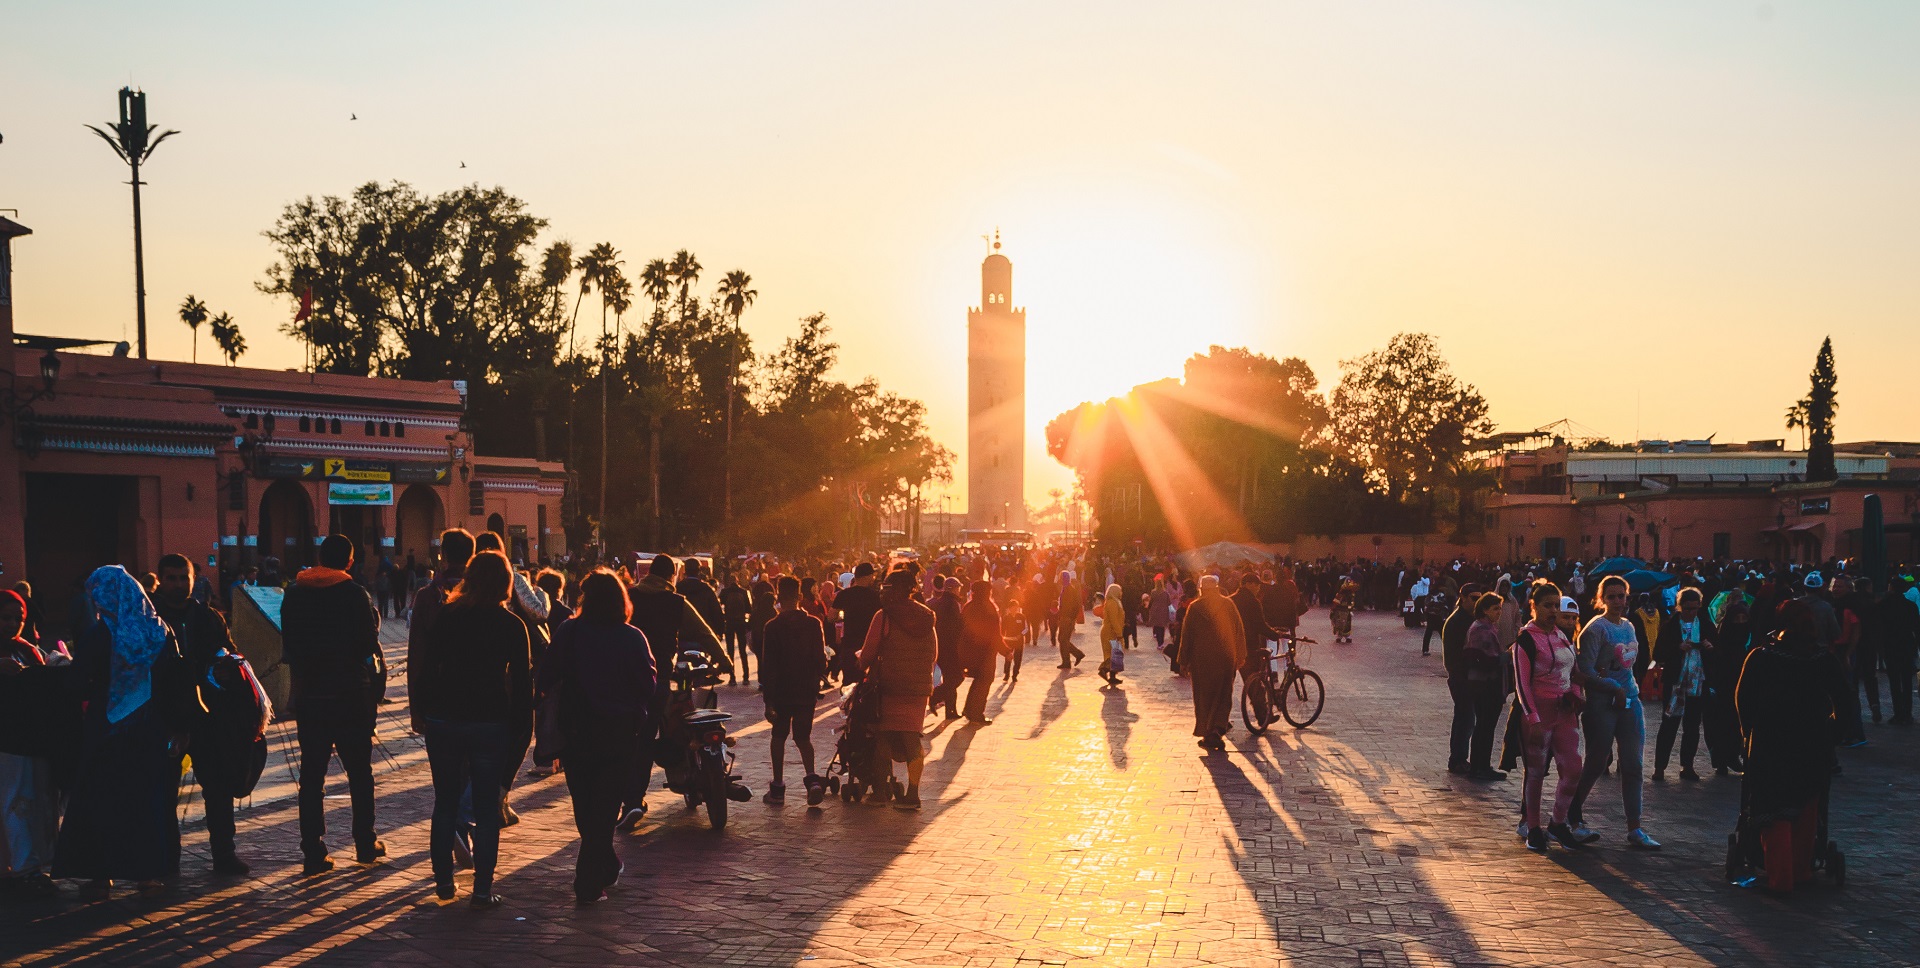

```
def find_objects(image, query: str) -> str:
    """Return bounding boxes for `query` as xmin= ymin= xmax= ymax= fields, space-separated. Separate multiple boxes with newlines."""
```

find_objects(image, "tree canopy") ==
xmin=261 ymin=180 xmax=950 ymax=555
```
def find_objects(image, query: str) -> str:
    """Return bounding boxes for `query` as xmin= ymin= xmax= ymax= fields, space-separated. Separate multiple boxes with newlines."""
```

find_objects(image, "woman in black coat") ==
xmin=960 ymin=581 xmax=1001 ymax=725
xmin=1736 ymin=599 xmax=1842 ymax=893
xmin=538 ymin=569 xmax=654 ymax=904
xmin=414 ymin=551 xmax=532 ymax=908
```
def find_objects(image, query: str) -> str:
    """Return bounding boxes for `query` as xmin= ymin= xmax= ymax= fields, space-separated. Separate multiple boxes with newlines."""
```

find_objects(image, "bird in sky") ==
xmin=350 ymin=113 xmax=357 ymax=120
xmin=459 ymin=161 xmax=467 ymax=168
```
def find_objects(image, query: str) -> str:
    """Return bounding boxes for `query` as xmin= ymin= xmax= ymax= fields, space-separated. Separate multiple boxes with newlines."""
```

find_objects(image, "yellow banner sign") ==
xmin=324 ymin=458 xmax=391 ymax=482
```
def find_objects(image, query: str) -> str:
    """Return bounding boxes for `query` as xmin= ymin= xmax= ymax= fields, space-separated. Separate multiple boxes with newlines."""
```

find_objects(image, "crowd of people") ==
xmin=2 ymin=536 xmax=1909 ymax=907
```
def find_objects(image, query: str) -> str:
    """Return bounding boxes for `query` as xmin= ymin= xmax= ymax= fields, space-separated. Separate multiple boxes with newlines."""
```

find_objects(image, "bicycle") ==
xmin=1241 ymin=631 xmax=1325 ymax=731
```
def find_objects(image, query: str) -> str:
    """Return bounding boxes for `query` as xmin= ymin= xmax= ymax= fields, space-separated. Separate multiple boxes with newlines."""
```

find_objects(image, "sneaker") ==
xmin=1627 ymin=829 xmax=1662 ymax=850
xmin=763 ymin=782 xmax=786 ymax=805
xmin=1446 ymin=761 xmax=1470 ymax=776
xmin=1569 ymin=824 xmax=1601 ymax=845
xmin=1680 ymin=768 xmax=1702 ymax=781
xmin=1516 ymin=820 xmax=1530 ymax=841
xmin=302 ymin=857 xmax=335 ymax=877
xmin=1650 ymin=771 xmax=1666 ymax=783
xmin=357 ymin=840 xmax=387 ymax=864
xmin=804 ymin=774 xmax=827 ymax=806
xmin=617 ymin=806 xmax=647 ymax=832
xmin=1525 ymin=828 xmax=1549 ymax=853
xmin=469 ymin=893 xmax=504 ymax=909
xmin=892 ymin=794 xmax=922 ymax=810
xmin=1547 ymin=823 xmax=1587 ymax=850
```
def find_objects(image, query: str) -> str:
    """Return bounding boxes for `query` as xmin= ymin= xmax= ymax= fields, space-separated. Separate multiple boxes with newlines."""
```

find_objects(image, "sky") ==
xmin=5 ymin=1 xmax=1919 ymax=513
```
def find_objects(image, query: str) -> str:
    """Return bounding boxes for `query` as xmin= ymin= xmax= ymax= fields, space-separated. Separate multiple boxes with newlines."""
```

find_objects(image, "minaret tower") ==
xmin=967 ymin=231 xmax=1026 ymax=530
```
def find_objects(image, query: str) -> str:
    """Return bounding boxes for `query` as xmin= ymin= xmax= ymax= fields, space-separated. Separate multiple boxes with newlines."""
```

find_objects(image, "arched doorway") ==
xmin=486 ymin=512 xmax=506 ymax=541
xmin=259 ymin=479 xmax=314 ymax=579
xmin=396 ymin=485 xmax=445 ymax=571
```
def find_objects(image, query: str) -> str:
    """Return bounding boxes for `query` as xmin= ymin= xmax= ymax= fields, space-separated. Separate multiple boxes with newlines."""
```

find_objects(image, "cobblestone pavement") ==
xmin=5 ymin=610 xmax=1917 ymax=967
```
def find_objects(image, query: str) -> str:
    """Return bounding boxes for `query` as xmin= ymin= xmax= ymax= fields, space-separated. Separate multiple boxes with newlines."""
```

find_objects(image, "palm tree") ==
xmin=639 ymin=259 xmax=672 ymax=328
xmin=177 ymin=295 xmax=208 ymax=363
xmin=539 ymin=240 xmax=574 ymax=346
xmin=597 ymin=264 xmax=631 ymax=557
xmin=667 ymin=249 xmax=701 ymax=318
xmin=715 ymin=270 xmax=757 ymax=550
xmin=87 ymin=88 xmax=179 ymax=360
xmin=208 ymin=311 xmax=246 ymax=365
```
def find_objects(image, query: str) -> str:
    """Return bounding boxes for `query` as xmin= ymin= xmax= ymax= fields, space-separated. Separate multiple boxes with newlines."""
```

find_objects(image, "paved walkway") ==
xmin=5 ymin=610 xmax=1916 ymax=967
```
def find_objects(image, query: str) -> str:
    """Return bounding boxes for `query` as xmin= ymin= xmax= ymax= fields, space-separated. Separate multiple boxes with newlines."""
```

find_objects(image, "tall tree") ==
xmin=716 ymin=270 xmax=758 ymax=549
xmin=177 ymin=295 xmax=208 ymax=363
xmin=1321 ymin=333 xmax=1492 ymax=509
xmin=208 ymin=311 xmax=246 ymax=365
xmin=1796 ymin=336 xmax=1839 ymax=482
xmin=668 ymin=249 xmax=702 ymax=319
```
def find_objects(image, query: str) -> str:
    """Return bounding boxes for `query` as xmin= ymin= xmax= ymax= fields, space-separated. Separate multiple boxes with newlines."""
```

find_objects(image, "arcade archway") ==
xmin=395 ymin=485 xmax=445 ymax=570
xmin=259 ymin=479 xmax=314 ymax=577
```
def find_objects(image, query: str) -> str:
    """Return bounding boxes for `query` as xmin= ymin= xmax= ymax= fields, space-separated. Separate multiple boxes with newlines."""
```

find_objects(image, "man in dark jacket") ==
xmin=155 ymin=554 xmax=252 ymax=875
xmin=719 ymin=572 xmax=752 ymax=684
xmin=832 ymin=563 xmax=882 ymax=683
xmin=281 ymin=534 xmax=385 ymax=876
xmin=1439 ymin=584 xmax=1481 ymax=775
xmin=1873 ymin=579 xmax=1920 ymax=725
xmin=624 ymin=555 xmax=728 ymax=828
xmin=1232 ymin=573 xmax=1278 ymax=693
xmin=760 ymin=576 xmax=828 ymax=805
xmin=929 ymin=577 xmax=965 ymax=721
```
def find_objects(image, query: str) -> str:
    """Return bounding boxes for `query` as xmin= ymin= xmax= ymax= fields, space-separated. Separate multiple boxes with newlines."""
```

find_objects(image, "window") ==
xmin=299 ymin=416 xmax=311 ymax=432
xmin=394 ymin=422 xmax=405 ymax=438
xmin=244 ymin=413 xmax=259 ymax=430
xmin=365 ymin=420 xmax=377 ymax=436
xmin=379 ymin=421 xmax=391 ymax=437
xmin=330 ymin=418 xmax=342 ymax=434
xmin=1713 ymin=532 xmax=1732 ymax=560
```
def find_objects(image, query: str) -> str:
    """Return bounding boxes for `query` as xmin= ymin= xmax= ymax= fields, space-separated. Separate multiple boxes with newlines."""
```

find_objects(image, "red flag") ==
xmin=293 ymin=286 xmax=313 ymax=323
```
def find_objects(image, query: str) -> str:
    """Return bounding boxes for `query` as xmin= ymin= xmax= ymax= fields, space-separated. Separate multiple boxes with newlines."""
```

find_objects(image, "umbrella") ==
xmin=1588 ymin=557 xmax=1648 ymax=578
xmin=1622 ymin=569 xmax=1679 ymax=593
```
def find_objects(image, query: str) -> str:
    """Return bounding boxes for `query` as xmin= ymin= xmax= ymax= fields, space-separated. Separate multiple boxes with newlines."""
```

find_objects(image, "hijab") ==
xmin=87 ymin=565 xmax=172 ymax=724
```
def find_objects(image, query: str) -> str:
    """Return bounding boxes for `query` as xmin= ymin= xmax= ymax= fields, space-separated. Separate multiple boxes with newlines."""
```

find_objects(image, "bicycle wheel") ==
xmin=1241 ymin=676 xmax=1275 ymax=734
xmin=1280 ymin=670 xmax=1325 ymax=728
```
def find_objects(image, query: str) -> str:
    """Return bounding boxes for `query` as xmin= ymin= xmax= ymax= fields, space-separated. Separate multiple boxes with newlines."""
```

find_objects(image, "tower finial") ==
xmin=993 ymin=227 xmax=1001 ymax=251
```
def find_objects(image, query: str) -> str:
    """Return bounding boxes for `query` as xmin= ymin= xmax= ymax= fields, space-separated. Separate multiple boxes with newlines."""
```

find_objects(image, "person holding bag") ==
xmin=1513 ymin=581 xmax=1586 ymax=853
xmin=1652 ymin=587 xmax=1715 ymax=782
xmin=1099 ymin=582 xmax=1126 ymax=687
xmin=858 ymin=569 xmax=937 ymax=808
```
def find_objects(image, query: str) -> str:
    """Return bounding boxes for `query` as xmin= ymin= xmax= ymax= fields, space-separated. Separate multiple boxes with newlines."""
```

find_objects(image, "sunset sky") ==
xmin=5 ymin=2 xmax=1918 ymax=512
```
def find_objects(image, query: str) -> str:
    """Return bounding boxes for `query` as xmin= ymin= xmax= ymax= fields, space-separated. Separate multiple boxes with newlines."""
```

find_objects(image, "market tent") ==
xmin=1179 ymin=541 xmax=1274 ymax=569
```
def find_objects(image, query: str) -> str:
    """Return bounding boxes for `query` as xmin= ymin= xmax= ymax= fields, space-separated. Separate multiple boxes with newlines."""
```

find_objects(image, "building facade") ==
xmin=1481 ymin=437 xmax=1920 ymax=565
xmin=966 ymin=234 xmax=1026 ymax=530
xmin=0 ymin=218 xmax=566 ymax=640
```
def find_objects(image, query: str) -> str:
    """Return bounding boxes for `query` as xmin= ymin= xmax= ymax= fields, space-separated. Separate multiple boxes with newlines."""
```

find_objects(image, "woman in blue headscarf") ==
xmin=52 ymin=565 xmax=190 ymax=898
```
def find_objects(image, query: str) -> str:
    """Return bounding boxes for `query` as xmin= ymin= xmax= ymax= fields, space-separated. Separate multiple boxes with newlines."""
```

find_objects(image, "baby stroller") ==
xmin=822 ymin=667 xmax=905 ymax=803
xmin=1724 ymin=780 xmax=1845 ymax=888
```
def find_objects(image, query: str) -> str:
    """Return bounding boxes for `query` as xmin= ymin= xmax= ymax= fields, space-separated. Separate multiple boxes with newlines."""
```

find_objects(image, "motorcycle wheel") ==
xmin=703 ymin=756 xmax=729 ymax=829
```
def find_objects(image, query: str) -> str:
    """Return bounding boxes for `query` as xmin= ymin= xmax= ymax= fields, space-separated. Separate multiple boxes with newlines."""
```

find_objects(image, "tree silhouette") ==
xmin=1795 ymin=336 xmax=1839 ymax=482
xmin=208 ymin=311 xmax=246 ymax=364
xmin=177 ymin=295 xmax=208 ymax=363
xmin=1322 ymin=333 xmax=1491 ymax=508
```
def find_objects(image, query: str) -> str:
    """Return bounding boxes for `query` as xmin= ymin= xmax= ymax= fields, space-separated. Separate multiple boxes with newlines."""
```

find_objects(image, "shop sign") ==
xmin=328 ymin=482 xmax=395 ymax=506
xmin=1800 ymin=497 xmax=1831 ymax=516
xmin=324 ymin=458 xmax=391 ymax=482
xmin=392 ymin=464 xmax=451 ymax=484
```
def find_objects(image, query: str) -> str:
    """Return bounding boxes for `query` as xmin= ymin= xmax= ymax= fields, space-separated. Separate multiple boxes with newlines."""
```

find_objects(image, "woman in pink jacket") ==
xmin=1513 ymin=581 xmax=1587 ymax=853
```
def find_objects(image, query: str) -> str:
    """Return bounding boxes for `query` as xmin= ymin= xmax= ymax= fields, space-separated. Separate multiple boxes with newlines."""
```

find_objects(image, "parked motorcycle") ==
xmin=660 ymin=648 xmax=752 ymax=829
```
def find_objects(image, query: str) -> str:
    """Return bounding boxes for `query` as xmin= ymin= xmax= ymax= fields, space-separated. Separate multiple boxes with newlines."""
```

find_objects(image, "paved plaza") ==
xmin=4 ymin=610 xmax=1916 ymax=967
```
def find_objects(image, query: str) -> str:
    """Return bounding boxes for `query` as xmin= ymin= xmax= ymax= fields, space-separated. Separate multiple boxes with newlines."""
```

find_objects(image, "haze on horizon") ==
xmin=4 ymin=1 xmax=1918 ymax=513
